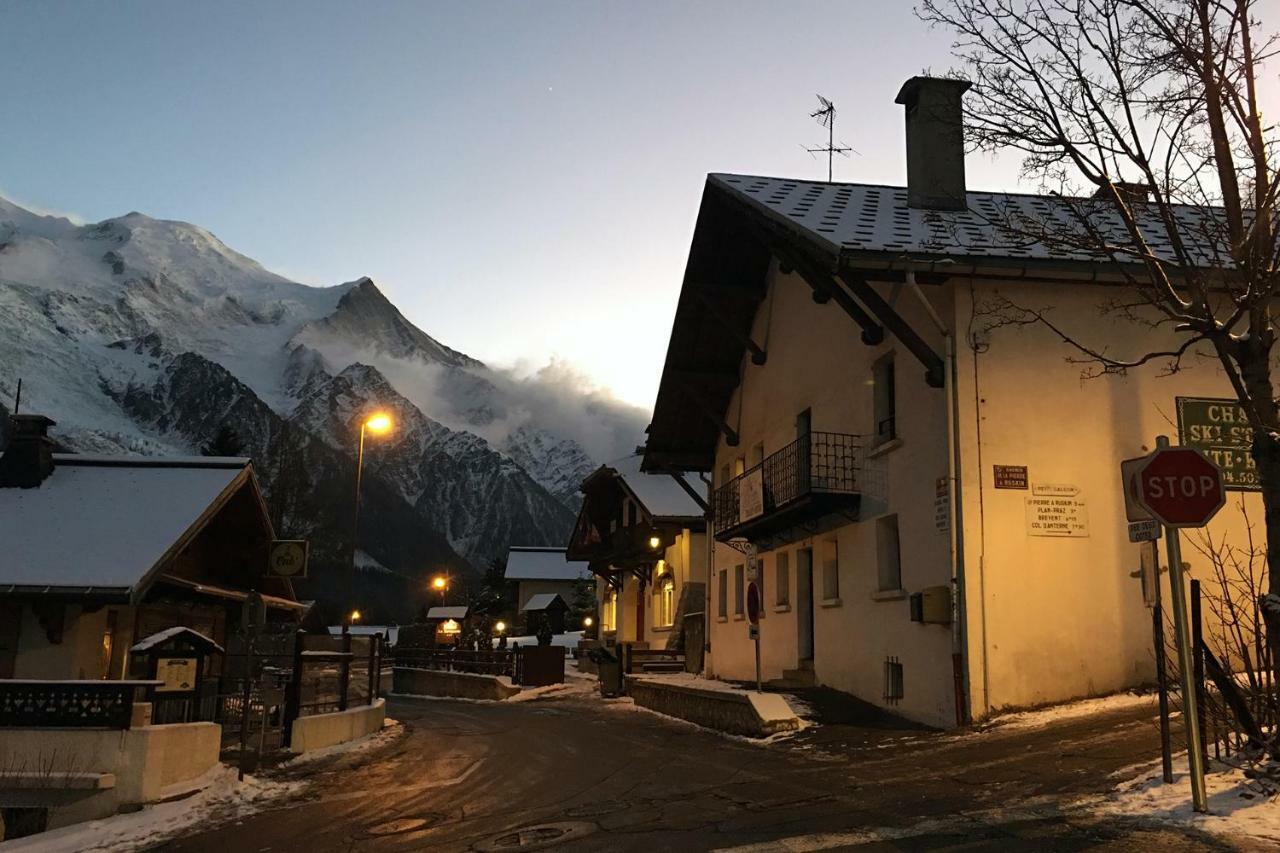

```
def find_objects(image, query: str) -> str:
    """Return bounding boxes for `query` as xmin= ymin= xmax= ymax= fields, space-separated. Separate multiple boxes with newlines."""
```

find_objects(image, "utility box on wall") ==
xmin=909 ymin=585 xmax=952 ymax=624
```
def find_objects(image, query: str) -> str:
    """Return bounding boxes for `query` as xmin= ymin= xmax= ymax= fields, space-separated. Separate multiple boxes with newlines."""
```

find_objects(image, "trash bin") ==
xmin=589 ymin=646 xmax=623 ymax=697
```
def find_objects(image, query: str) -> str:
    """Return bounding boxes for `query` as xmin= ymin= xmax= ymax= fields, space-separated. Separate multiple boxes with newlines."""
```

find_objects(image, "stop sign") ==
xmin=1136 ymin=447 xmax=1225 ymax=527
xmin=746 ymin=582 xmax=761 ymax=625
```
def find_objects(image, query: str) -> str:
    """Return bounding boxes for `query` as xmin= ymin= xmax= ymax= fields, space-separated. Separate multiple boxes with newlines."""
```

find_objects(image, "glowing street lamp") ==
xmin=349 ymin=609 xmax=362 ymax=624
xmin=583 ymin=616 xmax=594 ymax=628
xmin=648 ymin=535 xmax=662 ymax=551
xmin=431 ymin=573 xmax=449 ymax=605
xmin=494 ymin=620 xmax=507 ymax=634
xmin=352 ymin=412 xmax=393 ymax=610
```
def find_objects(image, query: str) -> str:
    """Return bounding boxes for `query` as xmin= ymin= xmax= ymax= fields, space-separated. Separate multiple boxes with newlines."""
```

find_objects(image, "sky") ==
xmin=0 ymin=1 xmax=1034 ymax=410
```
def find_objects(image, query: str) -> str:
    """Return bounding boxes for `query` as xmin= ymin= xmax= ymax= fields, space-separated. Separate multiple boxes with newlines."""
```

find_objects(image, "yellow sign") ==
xmin=268 ymin=540 xmax=309 ymax=578
xmin=156 ymin=657 xmax=197 ymax=693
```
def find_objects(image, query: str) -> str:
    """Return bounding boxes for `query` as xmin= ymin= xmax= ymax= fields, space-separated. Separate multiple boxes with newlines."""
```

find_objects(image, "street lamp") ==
xmin=431 ymin=573 xmax=449 ymax=605
xmin=494 ymin=620 xmax=507 ymax=634
xmin=349 ymin=609 xmax=362 ymax=624
xmin=352 ymin=412 xmax=393 ymax=612
xmin=648 ymin=535 xmax=662 ymax=551
xmin=583 ymin=616 xmax=594 ymax=628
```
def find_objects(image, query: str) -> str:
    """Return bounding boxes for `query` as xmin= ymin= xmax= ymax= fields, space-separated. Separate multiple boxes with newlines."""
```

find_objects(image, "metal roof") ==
xmin=709 ymin=173 xmax=1227 ymax=268
xmin=503 ymin=547 xmax=591 ymax=581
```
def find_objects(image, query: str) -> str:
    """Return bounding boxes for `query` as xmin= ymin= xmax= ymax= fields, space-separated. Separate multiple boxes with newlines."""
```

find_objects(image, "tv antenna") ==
xmin=806 ymin=95 xmax=854 ymax=182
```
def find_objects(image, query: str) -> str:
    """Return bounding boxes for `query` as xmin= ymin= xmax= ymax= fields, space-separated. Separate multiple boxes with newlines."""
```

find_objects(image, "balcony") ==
xmin=713 ymin=431 xmax=863 ymax=543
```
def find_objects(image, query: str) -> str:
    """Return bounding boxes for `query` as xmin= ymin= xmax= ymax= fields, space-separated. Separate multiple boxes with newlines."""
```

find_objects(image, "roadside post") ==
xmin=239 ymin=590 xmax=265 ymax=782
xmin=747 ymin=581 xmax=761 ymax=693
xmin=1126 ymin=511 xmax=1173 ymax=784
xmin=1130 ymin=436 xmax=1225 ymax=814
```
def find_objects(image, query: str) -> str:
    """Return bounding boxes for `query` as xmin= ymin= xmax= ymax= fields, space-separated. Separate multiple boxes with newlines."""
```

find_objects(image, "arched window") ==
xmin=658 ymin=574 xmax=676 ymax=627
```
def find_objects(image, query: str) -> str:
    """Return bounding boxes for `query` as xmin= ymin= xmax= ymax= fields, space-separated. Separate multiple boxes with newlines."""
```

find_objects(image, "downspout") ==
xmin=905 ymin=268 xmax=969 ymax=726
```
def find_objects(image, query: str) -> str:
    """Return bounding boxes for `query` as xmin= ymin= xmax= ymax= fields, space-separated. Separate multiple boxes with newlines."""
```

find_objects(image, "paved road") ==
xmin=159 ymin=691 xmax=1257 ymax=852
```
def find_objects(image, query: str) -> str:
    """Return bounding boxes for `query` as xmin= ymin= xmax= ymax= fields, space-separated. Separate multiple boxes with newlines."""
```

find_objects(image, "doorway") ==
xmin=796 ymin=548 xmax=814 ymax=662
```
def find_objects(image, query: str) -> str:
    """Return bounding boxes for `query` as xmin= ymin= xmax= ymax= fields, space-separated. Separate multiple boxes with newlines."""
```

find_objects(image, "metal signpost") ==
xmin=746 ymin=581 xmax=762 ymax=693
xmin=1130 ymin=436 xmax=1225 ymax=814
xmin=239 ymin=591 xmax=265 ymax=782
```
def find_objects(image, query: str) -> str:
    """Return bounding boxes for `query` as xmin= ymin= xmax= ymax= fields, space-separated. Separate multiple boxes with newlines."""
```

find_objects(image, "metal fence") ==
xmin=395 ymin=647 xmax=515 ymax=678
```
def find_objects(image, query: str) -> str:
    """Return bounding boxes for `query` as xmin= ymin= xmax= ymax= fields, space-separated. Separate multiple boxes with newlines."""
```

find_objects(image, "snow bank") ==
xmin=1092 ymin=756 xmax=1280 ymax=844
xmin=0 ymin=766 xmax=301 ymax=853
xmin=982 ymin=691 xmax=1156 ymax=732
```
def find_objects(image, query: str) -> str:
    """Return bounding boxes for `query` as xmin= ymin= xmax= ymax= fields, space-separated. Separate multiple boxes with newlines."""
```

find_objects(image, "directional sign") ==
xmin=1128 ymin=519 xmax=1162 ymax=543
xmin=1136 ymin=447 xmax=1225 ymax=528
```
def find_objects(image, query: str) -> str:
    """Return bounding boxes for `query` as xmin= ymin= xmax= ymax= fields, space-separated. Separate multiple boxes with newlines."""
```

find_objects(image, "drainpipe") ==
xmin=905 ymin=268 xmax=969 ymax=726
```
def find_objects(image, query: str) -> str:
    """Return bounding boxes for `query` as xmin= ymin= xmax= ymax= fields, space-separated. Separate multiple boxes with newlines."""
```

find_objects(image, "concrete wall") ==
xmin=951 ymin=277 xmax=1262 ymax=718
xmin=0 ymin=720 xmax=221 ymax=828
xmin=706 ymin=264 xmax=956 ymax=727
xmin=393 ymin=667 xmax=520 ymax=701
xmin=289 ymin=698 xmax=386 ymax=754
xmin=624 ymin=676 xmax=800 ymax=737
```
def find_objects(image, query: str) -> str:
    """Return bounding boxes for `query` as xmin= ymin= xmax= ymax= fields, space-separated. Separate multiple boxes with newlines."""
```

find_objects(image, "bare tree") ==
xmin=918 ymin=0 xmax=1280 ymax=666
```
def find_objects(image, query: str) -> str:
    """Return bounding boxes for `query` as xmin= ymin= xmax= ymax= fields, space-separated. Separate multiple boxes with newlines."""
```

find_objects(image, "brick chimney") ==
xmin=895 ymin=76 xmax=972 ymax=210
xmin=0 ymin=414 xmax=58 ymax=488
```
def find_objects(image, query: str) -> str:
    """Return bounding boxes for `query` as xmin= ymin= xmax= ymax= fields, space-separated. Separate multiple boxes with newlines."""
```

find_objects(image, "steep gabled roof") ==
xmin=0 ymin=454 xmax=268 ymax=599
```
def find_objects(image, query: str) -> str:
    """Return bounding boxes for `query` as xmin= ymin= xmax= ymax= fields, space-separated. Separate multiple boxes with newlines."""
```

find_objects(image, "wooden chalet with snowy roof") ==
xmin=0 ymin=413 xmax=303 ymax=684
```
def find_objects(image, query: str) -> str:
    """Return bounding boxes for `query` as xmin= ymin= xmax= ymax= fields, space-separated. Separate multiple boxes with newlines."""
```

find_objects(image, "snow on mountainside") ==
xmin=0 ymin=195 xmax=646 ymax=601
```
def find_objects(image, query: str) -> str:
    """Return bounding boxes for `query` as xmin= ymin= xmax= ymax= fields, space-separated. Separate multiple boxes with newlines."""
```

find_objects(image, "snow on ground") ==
xmin=0 ymin=766 xmax=302 ymax=853
xmin=1088 ymin=755 xmax=1280 ymax=844
xmin=1 ymin=721 xmax=406 ymax=852
xmin=981 ymin=691 xmax=1157 ymax=732
xmin=493 ymin=631 xmax=584 ymax=650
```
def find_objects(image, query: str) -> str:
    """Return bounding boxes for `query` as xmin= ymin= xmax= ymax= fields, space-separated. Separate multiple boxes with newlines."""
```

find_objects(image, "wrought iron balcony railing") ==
xmin=712 ymin=431 xmax=862 ymax=538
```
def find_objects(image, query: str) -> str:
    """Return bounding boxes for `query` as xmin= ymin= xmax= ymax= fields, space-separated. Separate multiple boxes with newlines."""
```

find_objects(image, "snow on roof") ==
xmin=327 ymin=625 xmax=400 ymax=644
xmin=710 ymin=173 xmax=1230 ymax=267
xmin=130 ymin=626 xmax=224 ymax=654
xmin=520 ymin=592 xmax=567 ymax=612
xmin=504 ymin=547 xmax=591 ymax=581
xmin=611 ymin=454 xmax=704 ymax=519
xmin=0 ymin=456 xmax=248 ymax=591
xmin=426 ymin=605 xmax=469 ymax=620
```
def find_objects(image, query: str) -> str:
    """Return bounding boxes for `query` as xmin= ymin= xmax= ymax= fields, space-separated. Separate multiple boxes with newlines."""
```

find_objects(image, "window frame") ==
xmin=775 ymin=551 xmax=791 ymax=607
xmin=877 ymin=514 xmax=903 ymax=592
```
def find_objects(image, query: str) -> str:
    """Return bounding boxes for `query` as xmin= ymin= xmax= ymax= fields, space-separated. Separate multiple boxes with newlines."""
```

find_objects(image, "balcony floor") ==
xmin=715 ymin=491 xmax=861 ymax=546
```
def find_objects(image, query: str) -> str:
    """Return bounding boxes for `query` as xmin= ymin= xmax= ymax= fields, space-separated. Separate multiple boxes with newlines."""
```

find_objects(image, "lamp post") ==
xmin=351 ymin=413 xmax=392 ymax=619
xmin=431 ymin=573 xmax=449 ymax=606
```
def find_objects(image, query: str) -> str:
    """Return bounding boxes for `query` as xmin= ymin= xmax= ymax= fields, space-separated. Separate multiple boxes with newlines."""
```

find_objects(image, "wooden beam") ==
xmin=690 ymin=288 xmax=767 ymax=366
xmin=837 ymin=273 xmax=945 ymax=388
xmin=772 ymin=245 xmax=885 ymax=346
xmin=669 ymin=472 xmax=710 ymax=512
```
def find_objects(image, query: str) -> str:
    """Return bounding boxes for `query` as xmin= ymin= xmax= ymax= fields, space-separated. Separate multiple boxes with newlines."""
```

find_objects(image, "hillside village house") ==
xmin=0 ymin=414 xmax=303 ymax=683
xmin=502 ymin=545 xmax=592 ymax=627
xmin=641 ymin=75 xmax=1269 ymax=728
xmin=566 ymin=457 xmax=707 ymax=660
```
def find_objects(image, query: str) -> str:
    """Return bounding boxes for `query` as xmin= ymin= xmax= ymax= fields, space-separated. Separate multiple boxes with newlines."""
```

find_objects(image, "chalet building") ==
xmin=567 ymin=456 xmax=707 ymax=656
xmin=0 ymin=414 xmax=302 ymax=682
xmin=641 ymin=76 xmax=1265 ymax=727
xmin=503 ymin=545 xmax=591 ymax=623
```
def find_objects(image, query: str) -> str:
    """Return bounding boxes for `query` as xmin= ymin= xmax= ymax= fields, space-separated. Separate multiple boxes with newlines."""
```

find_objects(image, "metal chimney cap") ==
xmin=894 ymin=76 xmax=973 ymax=106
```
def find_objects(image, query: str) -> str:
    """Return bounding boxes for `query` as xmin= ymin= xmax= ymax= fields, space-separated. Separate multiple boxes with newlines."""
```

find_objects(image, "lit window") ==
xmin=657 ymin=574 xmax=676 ymax=627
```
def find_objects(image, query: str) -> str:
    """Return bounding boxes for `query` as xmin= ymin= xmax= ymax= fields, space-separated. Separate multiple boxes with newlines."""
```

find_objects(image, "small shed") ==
xmin=425 ymin=605 xmax=470 ymax=645
xmin=520 ymin=593 xmax=568 ymax=635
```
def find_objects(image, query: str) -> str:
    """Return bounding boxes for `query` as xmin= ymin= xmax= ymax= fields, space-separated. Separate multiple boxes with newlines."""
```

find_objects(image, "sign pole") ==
xmin=1150 ymin=539 xmax=1174 ymax=784
xmin=1155 ymin=434 xmax=1208 ymax=813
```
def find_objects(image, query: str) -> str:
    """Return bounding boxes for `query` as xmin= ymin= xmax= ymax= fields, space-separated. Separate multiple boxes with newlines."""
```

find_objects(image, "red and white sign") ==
xmin=746 ymin=582 xmax=761 ymax=625
xmin=1136 ymin=447 xmax=1225 ymax=528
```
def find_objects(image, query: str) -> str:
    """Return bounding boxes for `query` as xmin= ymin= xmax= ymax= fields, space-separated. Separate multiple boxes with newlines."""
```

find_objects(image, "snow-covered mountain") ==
xmin=0 ymin=195 xmax=644 ymax=615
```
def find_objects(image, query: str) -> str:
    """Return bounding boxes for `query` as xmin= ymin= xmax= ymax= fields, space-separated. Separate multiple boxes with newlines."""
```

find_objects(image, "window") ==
xmin=884 ymin=657 xmax=904 ymax=703
xmin=775 ymin=552 xmax=790 ymax=607
xmin=749 ymin=442 xmax=764 ymax=468
xmin=873 ymin=354 xmax=896 ymax=444
xmin=877 ymin=515 xmax=902 ymax=591
xmin=720 ymin=463 xmax=731 ymax=486
xmin=657 ymin=573 xmax=675 ymax=627
xmin=821 ymin=540 xmax=839 ymax=601
xmin=734 ymin=564 xmax=745 ymax=616
xmin=602 ymin=590 xmax=616 ymax=632
xmin=718 ymin=570 xmax=728 ymax=619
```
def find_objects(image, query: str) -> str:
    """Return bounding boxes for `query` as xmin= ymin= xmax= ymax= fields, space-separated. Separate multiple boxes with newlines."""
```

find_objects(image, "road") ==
xmin=159 ymin=689 xmax=1257 ymax=852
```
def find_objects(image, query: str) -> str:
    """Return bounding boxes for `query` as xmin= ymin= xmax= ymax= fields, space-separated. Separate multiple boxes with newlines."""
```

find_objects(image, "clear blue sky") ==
xmin=0 ymin=1 xmax=1024 ymax=409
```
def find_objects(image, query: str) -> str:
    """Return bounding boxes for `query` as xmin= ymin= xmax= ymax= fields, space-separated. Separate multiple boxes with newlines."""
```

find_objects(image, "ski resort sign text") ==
xmin=1176 ymin=397 xmax=1259 ymax=491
